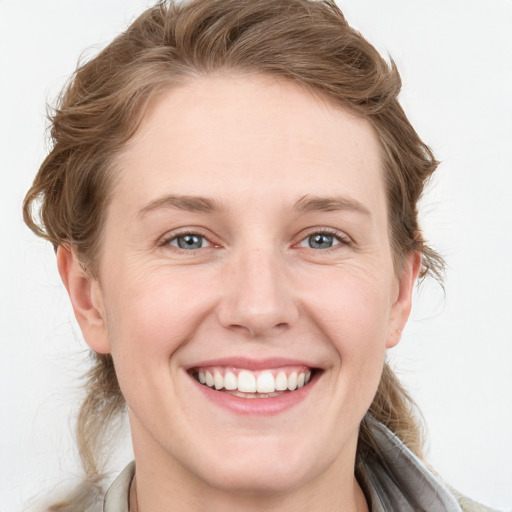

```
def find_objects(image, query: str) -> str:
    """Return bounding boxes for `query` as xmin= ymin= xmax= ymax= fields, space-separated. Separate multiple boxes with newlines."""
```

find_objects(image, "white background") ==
xmin=1 ymin=1 xmax=511 ymax=510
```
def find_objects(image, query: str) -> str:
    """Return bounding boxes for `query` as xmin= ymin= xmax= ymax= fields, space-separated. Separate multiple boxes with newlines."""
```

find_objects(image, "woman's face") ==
xmin=64 ymin=74 xmax=418 ymax=497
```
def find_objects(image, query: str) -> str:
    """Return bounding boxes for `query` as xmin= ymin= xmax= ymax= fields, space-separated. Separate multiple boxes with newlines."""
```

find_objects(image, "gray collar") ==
xmin=104 ymin=460 xmax=134 ymax=512
xmin=103 ymin=420 xmax=462 ymax=512
xmin=359 ymin=416 xmax=462 ymax=511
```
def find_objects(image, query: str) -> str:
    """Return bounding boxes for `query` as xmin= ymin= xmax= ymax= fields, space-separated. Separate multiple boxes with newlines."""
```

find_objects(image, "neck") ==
xmin=128 ymin=415 xmax=369 ymax=512
xmin=129 ymin=443 xmax=369 ymax=512
xmin=130 ymin=472 xmax=368 ymax=512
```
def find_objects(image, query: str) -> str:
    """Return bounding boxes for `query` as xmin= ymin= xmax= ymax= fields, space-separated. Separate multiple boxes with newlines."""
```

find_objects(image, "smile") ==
xmin=190 ymin=366 xmax=314 ymax=398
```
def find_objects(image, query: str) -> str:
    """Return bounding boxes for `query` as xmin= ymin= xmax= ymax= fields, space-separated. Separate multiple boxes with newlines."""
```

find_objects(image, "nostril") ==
xmin=227 ymin=321 xmax=290 ymax=338
xmin=228 ymin=324 xmax=251 ymax=334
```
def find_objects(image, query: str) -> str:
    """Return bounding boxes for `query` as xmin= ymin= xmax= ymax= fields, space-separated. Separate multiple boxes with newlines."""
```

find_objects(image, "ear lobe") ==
xmin=386 ymin=251 xmax=422 ymax=349
xmin=57 ymin=244 xmax=111 ymax=354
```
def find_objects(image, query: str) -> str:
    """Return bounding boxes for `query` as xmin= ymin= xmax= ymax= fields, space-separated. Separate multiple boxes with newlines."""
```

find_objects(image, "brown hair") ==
xmin=23 ymin=0 xmax=443 ymax=509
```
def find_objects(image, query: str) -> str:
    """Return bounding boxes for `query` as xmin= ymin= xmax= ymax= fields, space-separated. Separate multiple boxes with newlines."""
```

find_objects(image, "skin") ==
xmin=58 ymin=73 xmax=420 ymax=512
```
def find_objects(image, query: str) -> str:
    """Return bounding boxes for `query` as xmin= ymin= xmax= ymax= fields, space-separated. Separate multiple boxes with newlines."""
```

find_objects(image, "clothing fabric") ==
xmin=103 ymin=419 xmax=499 ymax=512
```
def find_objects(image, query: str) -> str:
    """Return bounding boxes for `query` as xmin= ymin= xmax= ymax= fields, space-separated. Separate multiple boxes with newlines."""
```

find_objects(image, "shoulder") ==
xmin=450 ymin=488 xmax=504 ymax=512
xmin=363 ymin=417 xmax=505 ymax=512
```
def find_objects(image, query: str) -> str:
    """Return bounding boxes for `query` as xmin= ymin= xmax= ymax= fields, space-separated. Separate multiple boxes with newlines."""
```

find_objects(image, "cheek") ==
xmin=301 ymin=267 xmax=394 ymax=345
xmin=102 ymin=264 xmax=216 ymax=363
xmin=299 ymin=268 xmax=393 ymax=398
xmin=100 ymin=266 xmax=219 ymax=424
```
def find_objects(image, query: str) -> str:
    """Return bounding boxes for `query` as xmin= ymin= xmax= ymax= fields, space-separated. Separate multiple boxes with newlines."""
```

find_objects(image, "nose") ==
xmin=217 ymin=247 xmax=299 ymax=338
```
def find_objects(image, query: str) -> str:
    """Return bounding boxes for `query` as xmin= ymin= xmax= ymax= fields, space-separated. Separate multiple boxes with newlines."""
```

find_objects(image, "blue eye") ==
xmin=169 ymin=234 xmax=209 ymax=250
xmin=298 ymin=233 xmax=342 ymax=249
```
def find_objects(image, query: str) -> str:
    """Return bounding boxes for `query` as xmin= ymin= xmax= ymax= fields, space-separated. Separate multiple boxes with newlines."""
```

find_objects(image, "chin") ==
xmin=184 ymin=434 xmax=327 ymax=496
xmin=200 ymin=459 xmax=312 ymax=496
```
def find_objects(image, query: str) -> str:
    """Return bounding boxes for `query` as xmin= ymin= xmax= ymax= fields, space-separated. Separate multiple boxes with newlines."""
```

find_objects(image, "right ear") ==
xmin=56 ymin=244 xmax=111 ymax=354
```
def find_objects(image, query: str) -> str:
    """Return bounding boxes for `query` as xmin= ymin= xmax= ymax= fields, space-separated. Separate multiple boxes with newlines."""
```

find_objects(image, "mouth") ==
xmin=188 ymin=365 xmax=317 ymax=399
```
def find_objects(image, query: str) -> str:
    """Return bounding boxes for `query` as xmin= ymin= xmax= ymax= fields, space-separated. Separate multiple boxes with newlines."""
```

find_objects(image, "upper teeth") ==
xmin=196 ymin=368 xmax=312 ymax=393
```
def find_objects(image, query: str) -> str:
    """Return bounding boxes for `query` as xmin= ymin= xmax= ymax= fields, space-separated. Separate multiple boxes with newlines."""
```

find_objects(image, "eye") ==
xmin=167 ymin=233 xmax=211 ymax=250
xmin=297 ymin=231 xmax=347 ymax=250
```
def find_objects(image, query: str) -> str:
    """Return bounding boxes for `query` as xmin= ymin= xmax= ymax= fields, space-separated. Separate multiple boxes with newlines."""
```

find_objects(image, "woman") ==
xmin=22 ymin=0 xmax=499 ymax=511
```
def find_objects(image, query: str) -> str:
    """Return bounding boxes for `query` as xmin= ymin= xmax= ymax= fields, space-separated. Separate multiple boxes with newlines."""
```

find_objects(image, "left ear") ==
xmin=386 ymin=251 xmax=422 ymax=349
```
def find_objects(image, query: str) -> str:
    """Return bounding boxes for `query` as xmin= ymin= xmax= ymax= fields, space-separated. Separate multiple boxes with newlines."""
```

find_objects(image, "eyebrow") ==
xmin=137 ymin=193 xmax=371 ymax=217
xmin=293 ymin=194 xmax=371 ymax=217
xmin=138 ymin=194 xmax=226 ymax=217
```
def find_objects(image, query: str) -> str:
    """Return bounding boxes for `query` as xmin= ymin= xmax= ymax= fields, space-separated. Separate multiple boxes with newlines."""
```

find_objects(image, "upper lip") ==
xmin=184 ymin=357 xmax=321 ymax=371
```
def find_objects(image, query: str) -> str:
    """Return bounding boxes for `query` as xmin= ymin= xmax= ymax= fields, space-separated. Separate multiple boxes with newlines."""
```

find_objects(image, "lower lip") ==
xmin=190 ymin=373 xmax=318 ymax=416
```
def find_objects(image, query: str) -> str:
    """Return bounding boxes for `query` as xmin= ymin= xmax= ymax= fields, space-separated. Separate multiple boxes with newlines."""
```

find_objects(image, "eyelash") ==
xmin=296 ymin=228 xmax=351 ymax=252
xmin=160 ymin=229 xmax=216 ymax=252
xmin=159 ymin=228 xmax=351 ymax=253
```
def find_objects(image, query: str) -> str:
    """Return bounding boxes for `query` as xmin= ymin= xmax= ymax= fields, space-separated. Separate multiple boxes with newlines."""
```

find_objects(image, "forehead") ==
xmin=113 ymin=73 xmax=385 ymax=216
